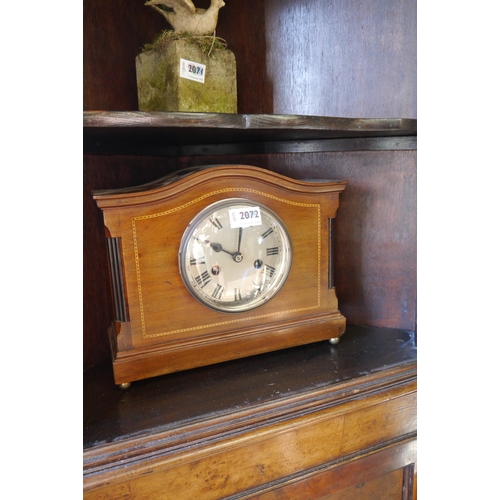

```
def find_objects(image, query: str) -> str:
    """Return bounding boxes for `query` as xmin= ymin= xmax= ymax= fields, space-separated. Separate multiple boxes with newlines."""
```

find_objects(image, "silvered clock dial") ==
xmin=179 ymin=199 xmax=293 ymax=312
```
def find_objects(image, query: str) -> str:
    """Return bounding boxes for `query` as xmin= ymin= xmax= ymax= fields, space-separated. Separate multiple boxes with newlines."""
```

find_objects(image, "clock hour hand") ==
xmin=210 ymin=241 xmax=244 ymax=263
xmin=195 ymin=237 xmax=234 ymax=256
xmin=210 ymin=242 xmax=234 ymax=256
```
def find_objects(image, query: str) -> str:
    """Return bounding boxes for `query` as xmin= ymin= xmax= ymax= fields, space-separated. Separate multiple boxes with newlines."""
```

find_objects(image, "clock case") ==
xmin=93 ymin=165 xmax=347 ymax=385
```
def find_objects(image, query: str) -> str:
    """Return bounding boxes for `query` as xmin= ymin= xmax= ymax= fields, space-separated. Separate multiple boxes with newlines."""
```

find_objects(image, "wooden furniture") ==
xmin=93 ymin=164 xmax=347 ymax=385
xmin=84 ymin=1 xmax=416 ymax=497
xmin=84 ymin=324 xmax=416 ymax=499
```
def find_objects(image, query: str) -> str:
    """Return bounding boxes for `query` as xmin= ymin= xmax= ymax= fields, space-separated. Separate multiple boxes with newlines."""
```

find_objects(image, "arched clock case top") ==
xmin=93 ymin=165 xmax=347 ymax=385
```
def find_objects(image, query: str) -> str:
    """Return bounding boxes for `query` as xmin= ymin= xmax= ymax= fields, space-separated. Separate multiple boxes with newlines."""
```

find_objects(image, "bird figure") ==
xmin=145 ymin=0 xmax=226 ymax=36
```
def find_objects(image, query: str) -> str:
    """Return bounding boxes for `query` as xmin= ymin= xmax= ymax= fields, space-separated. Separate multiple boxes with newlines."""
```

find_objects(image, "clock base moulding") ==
xmin=93 ymin=165 xmax=347 ymax=386
xmin=107 ymin=310 xmax=346 ymax=385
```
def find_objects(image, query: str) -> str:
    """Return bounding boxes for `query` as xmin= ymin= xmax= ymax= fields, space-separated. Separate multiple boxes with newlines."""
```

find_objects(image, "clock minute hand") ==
xmin=237 ymin=227 xmax=243 ymax=253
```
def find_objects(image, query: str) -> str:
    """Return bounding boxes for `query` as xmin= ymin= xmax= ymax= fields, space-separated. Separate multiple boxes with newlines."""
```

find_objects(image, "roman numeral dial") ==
xmin=179 ymin=199 xmax=293 ymax=313
xmin=195 ymin=270 xmax=211 ymax=288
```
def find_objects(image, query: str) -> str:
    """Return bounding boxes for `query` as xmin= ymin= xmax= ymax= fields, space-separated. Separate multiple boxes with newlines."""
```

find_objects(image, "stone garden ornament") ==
xmin=137 ymin=0 xmax=236 ymax=113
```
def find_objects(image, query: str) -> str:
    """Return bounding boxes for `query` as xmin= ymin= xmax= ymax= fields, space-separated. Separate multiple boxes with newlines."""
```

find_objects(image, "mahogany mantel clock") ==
xmin=93 ymin=165 xmax=347 ymax=386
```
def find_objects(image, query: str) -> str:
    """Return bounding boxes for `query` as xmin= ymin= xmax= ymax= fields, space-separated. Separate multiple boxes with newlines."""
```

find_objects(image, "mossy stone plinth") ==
xmin=136 ymin=38 xmax=237 ymax=113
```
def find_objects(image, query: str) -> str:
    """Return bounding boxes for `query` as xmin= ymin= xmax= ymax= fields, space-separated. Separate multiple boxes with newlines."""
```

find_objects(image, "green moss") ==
xmin=142 ymin=30 xmax=228 ymax=56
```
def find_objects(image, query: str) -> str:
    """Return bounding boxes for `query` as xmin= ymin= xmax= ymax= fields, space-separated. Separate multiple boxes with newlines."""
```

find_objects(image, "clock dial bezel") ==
xmin=178 ymin=198 xmax=293 ymax=313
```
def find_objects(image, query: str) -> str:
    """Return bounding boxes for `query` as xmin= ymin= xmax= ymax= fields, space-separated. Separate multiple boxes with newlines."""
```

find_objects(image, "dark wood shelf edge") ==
xmin=83 ymin=325 xmax=416 ymax=476
xmin=84 ymin=136 xmax=417 ymax=156
xmin=83 ymin=112 xmax=417 ymax=155
xmin=83 ymin=111 xmax=417 ymax=133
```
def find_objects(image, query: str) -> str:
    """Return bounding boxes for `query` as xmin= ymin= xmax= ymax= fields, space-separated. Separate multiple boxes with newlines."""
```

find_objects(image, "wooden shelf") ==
xmin=83 ymin=111 xmax=417 ymax=156
xmin=84 ymin=324 xmax=416 ymax=475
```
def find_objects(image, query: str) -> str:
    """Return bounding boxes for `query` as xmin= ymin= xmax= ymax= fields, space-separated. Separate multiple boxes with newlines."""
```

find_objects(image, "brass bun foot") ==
xmin=118 ymin=382 xmax=131 ymax=390
xmin=328 ymin=337 xmax=340 ymax=345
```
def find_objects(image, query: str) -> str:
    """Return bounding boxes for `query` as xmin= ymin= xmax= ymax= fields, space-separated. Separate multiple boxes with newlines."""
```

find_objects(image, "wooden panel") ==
xmin=83 ymin=0 xmax=165 ymax=110
xmin=265 ymin=150 xmax=417 ymax=331
xmin=321 ymin=469 xmax=404 ymax=500
xmin=207 ymin=0 xmax=271 ymax=114
xmin=84 ymin=379 xmax=416 ymax=499
xmin=259 ymin=0 xmax=417 ymax=118
xmin=248 ymin=441 xmax=416 ymax=499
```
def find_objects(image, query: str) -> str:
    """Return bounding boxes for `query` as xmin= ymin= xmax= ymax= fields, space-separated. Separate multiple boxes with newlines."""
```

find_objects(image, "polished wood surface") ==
xmin=93 ymin=165 xmax=346 ymax=384
xmin=85 ymin=393 xmax=416 ymax=499
xmin=246 ymin=0 xmax=417 ymax=118
xmin=83 ymin=325 xmax=416 ymax=499
xmin=266 ymin=150 xmax=417 ymax=331
xmin=249 ymin=440 xmax=416 ymax=500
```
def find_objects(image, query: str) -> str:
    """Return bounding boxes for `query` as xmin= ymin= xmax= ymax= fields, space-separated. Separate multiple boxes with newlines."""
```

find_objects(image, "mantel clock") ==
xmin=93 ymin=165 xmax=346 ymax=386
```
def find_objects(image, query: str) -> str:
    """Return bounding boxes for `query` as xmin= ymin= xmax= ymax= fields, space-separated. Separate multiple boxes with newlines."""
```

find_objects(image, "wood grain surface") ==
xmin=93 ymin=166 xmax=346 ymax=383
xmin=84 ymin=325 xmax=416 ymax=499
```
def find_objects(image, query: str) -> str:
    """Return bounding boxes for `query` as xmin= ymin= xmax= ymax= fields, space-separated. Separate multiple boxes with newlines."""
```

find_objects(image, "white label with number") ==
xmin=180 ymin=58 xmax=206 ymax=83
xmin=229 ymin=207 xmax=262 ymax=228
